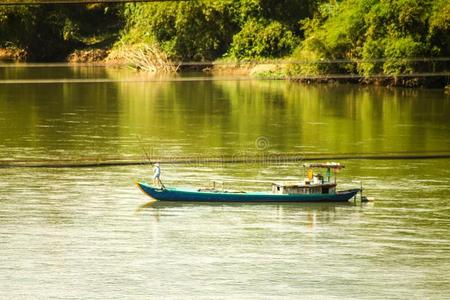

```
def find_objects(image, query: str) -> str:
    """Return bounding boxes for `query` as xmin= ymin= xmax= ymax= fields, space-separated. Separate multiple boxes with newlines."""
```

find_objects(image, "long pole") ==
xmin=136 ymin=135 xmax=166 ymax=189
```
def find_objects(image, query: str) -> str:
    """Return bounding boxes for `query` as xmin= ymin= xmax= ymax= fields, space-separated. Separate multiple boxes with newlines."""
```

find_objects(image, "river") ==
xmin=1 ymin=65 xmax=449 ymax=299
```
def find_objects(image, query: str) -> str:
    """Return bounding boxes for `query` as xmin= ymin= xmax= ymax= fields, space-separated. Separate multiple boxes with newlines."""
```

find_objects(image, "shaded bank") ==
xmin=0 ymin=3 xmax=124 ymax=61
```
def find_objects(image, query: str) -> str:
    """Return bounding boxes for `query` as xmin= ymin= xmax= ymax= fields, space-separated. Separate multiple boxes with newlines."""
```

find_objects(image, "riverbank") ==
xmin=2 ymin=1 xmax=448 ymax=88
xmin=0 ymin=47 xmax=27 ymax=62
xmin=1 ymin=52 xmax=448 ymax=88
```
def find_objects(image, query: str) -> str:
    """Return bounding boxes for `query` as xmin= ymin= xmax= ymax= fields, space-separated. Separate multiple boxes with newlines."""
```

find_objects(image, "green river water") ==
xmin=0 ymin=66 xmax=449 ymax=299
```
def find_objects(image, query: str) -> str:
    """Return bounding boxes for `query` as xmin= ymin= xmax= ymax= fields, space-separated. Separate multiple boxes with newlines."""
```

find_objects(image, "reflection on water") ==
xmin=0 ymin=67 xmax=449 ymax=161
xmin=0 ymin=67 xmax=449 ymax=298
xmin=140 ymin=201 xmax=355 ymax=227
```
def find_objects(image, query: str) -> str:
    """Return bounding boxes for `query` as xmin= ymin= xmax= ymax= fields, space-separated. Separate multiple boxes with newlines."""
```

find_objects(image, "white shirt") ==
xmin=153 ymin=165 xmax=161 ymax=178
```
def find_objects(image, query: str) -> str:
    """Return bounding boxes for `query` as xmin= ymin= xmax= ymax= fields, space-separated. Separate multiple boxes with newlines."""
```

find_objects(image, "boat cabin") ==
xmin=272 ymin=182 xmax=337 ymax=195
xmin=271 ymin=162 xmax=344 ymax=195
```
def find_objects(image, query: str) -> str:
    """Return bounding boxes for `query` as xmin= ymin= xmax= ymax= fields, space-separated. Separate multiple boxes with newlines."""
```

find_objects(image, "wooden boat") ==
xmin=136 ymin=162 xmax=360 ymax=203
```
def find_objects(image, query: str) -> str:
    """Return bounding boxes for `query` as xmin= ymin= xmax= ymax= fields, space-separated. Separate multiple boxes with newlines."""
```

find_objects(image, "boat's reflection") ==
xmin=140 ymin=200 xmax=355 ymax=210
xmin=138 ymin=200 xmax=356 ymax=220
xmin=137 ymin=200 xmax=359 ymax=229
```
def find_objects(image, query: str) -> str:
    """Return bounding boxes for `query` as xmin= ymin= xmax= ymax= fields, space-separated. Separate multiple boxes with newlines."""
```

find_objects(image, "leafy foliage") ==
xmin=289 ymin=0 xmax=450 ymax=77
xmin=118 ymin=0 xmax=315 ymax=60
xmin=119 ymin=1 xmax=239 ymax=60
xmin=1 ymin=0 xmax=448 ymax=73
xmin=227 ymin=19 xmax=298 ymax=59
xmin=0 ymin=4 xmax=123 ymax=61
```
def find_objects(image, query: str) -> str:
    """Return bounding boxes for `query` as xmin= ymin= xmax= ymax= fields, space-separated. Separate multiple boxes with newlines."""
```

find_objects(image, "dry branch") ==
xmin=110 ymin=44 xmax=179 ymax=74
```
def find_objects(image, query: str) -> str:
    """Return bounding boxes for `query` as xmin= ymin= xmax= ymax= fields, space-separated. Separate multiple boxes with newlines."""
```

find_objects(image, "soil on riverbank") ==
xmin=291 ymin=76 xmax=449 ymax=88
xmin=0 ymin=47 xmax=27 ymax=62
xmin=66 ymin=49 xmax=109 ymax=63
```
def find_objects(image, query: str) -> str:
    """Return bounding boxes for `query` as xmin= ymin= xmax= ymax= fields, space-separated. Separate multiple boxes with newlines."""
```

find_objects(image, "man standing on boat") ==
xmin=153 ymin=162 xmax=162 ymax=188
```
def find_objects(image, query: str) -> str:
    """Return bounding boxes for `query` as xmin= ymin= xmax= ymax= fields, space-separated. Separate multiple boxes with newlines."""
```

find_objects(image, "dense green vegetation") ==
xmin=0 ymin=4 xmax=123 ymax=60
xmin=118 ymin=0 xmax=316 ymax=60
xmin=289 ymin=0 xmax=450 ymax=78
xmin=0 ymin=0 xmax=448 ymax=85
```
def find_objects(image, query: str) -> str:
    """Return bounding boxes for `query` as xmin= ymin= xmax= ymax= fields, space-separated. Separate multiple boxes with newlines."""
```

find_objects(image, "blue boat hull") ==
xmin=137 ymin=182 xmax=360 ymax=203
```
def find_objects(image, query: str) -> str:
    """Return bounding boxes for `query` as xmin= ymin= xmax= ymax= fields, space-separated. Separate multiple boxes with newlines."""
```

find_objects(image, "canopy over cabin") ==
xmin=303 ymin=162 xmax=344 ymax=169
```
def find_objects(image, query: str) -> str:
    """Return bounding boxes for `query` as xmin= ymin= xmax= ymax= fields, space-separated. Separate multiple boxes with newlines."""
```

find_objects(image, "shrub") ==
xmin=227 ymin=19 xmax=298 ymax=59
